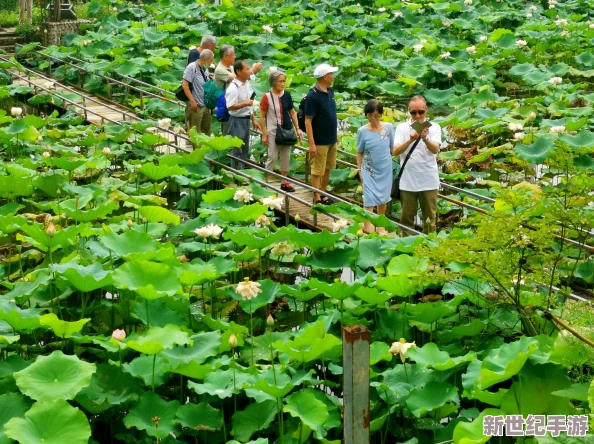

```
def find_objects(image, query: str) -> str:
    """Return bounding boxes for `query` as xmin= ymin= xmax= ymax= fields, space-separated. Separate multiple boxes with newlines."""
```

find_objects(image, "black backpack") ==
xmin=297 ymin=87 xmax=316 ymax=132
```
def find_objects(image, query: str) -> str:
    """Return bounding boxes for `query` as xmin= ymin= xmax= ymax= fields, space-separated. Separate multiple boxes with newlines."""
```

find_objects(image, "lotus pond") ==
xmin=1 ymin=0 xmax=594 ymax=443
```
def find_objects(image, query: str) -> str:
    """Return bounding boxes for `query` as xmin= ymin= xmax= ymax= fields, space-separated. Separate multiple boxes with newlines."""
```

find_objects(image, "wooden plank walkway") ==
xmin=9 ymin=67 xmax=341 ymax=232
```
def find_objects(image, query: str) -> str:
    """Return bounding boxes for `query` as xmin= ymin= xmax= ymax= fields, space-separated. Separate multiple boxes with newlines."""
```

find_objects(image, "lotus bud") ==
xmin=56 ymin=188 xmax=61 ymax=195
xmin=42 ymin=151 xmax=50 ymax=158
xmin=228 ymin=333 xmax=238 ymax=348
xmin=217 ymin=20 xmax=222 ymax=24
xmin=111 ymin=329 xmax=126 ymax=341
xmin=11 ymin=107 xmax=22 ymax=116
xmin=529 ymin=111 xmax=536 ymax=120
xmin=127 ymin=218 xmax=133 ymax=227
xmin=448 ymin=72 xmax=453 ymax=78
xmin=266 ymin=314 xmax=275 ymax=326
xmin=295 ymin=213 xmax=300 ymax=222
xmin=357 ymin=229 xmax=364 ymax=237
xmin=142 ymin=217 xmax=147 ymax=224
xmin=356 ymin=185 xmax=363 ymax=194
xmin=46 ymin=222 xmax=56 ymax=237
xmin=425 ymin=217 xmax=431 ymax=227
xmin=103 ymin=147 xmax=111 ymax=154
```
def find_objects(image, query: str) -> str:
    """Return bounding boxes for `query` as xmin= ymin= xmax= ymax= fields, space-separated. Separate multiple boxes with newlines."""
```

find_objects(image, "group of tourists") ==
xmin=181 ymin=36 xmax=442 ymax=234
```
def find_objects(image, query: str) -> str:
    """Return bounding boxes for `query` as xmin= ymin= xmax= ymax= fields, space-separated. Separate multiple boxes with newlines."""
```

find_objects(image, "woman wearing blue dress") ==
xmin=356 ymin=100 xmax=395 ymax=235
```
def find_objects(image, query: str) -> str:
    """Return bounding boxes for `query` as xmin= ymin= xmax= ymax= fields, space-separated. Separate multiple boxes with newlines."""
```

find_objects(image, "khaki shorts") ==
xmin=311 ymin=144 xmax=337 ymax=176
xmin=185 ymin=104 xmax=211 ymax=135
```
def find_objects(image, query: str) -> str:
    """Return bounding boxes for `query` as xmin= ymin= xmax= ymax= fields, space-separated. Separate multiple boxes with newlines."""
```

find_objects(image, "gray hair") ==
xmin=220 ymin=44 xmax=235 ymax=59
xmin=201 ymin=35 xmax=216 ymax=46
xmin=199 ymin=49 xmax=214 ymax=60
xmin=268 ymin=70 xmax=286 ymax=88
xmin=409 ymin=95 xmax=427 ymax=105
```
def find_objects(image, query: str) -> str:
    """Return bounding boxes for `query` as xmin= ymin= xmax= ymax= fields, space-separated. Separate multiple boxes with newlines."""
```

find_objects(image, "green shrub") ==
xmin=0 ymin=0 xmax=17 ymax=11
xmin=15 ymin=23 xmax=38 ymax=42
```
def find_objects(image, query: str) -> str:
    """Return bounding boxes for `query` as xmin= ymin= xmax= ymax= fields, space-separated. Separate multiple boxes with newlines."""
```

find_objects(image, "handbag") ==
xmin=175 ymin=82 xmax=191 ymax=102
xmin=391 ymin=135 xmax=423 ymax=200
xmin=269 ymin=92 xmax=298 ymax=145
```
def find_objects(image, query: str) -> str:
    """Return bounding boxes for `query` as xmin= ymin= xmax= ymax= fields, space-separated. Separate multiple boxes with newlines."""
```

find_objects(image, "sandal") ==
xmin=320 ymin=196 xmax=332 ymax=205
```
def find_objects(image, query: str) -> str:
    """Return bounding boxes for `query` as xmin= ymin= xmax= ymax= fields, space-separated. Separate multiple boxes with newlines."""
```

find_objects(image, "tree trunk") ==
xmin=53 ymin=0 xmax=61 ymax=22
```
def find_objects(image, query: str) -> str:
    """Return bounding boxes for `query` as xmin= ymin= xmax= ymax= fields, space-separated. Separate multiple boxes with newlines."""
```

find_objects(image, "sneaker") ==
xmin=281 ymin=182 xmax=295 ymax=192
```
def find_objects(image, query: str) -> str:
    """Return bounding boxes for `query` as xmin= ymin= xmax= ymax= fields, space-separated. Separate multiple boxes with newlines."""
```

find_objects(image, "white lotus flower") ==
xmin=442 ymin=21 xmax=450 ymax=27
xmin=590 ymin=23 xmax=594 ymax=29
xmin=102 ymin=147 xmax=111 ymax=154
xmin=464 ymin=0 xmax=472 ymax=5
xmin=555 ymin=18 xmax=568 ymax=26
xmin=389 ymin=339 xmax=416 ymax=363
xmin=111 ymin=329 xmax=126 ymax=341
xmin=269 ymin=66 xmax=278 ymax=73
xmin=262 ymin=196 xmax=283 ymax=211
xmin=83 ymin=39 xmax=92 ymax=46
xmin=236 ymin=278 xmax=262 ymax=301
xmin=480 ymin=35 xmax=488 ymax=42
xmin=233 ymin=188 xmax=253 ymax=203
xmin=158 ymin=118 xmax=171 ymax=129
xmin=448 ymin=72 xmax=453 ymax=78
xmin=509 ymin=122 xmax=524 ymax=131
xmin=413 ymin=43 xmax=424 ymax=52
xmin=42 ymin=151 xmax=51 ymax=158
xmin=332 ymin=218 xmax=349 ymax=232
xmin=262 ymin=25 xmax=273 ymax=33
xmin=549 ymin=4 xmax=555 ymax=8
xmin=560 ymin=29 xmax=568 ymax=37
xmin=527 ymin=13 xmax=533 ymax=18
xmin=378 ymin=7 xmax=386 ymax=12
xmin=516 ymin=39 xmax=528 ymax=48
xmin=549 ymin=76 xmax=563 ymax=85
xmin=529 ymin=111 xmax=537 ymax=120
xmin=271 ymin=241 xmax=294 ymax=257
xmin=217 ymin=20 xmax=222 ymax=25
xmin=550 ymin=125 xmax=566 ymax=134
xmin=514 ymin=132 xmax=525 ymax=140
xmin=466 ymin=45 xmax=476 ymax=54
xmin=208 ymin=224 xmax=223 ymax=239
xmin=530 ymin=5 xmax=537 ymax=11
xmin=10 ymin=107 xmax=22 ymax=116
xmin=394 ymin=10 xmax=403 ymax=17
xmin=440 ymin=51 xmax=451 ymax=59
xmin=194 ymin=223 xmax=223 ymax=239
xmin=255 ymin=214 xmax=271 ymax=227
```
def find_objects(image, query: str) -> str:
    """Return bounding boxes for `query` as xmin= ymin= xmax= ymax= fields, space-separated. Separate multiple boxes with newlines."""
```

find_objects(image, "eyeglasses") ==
xmin=409 ymin=110 xmax=426 ymax=116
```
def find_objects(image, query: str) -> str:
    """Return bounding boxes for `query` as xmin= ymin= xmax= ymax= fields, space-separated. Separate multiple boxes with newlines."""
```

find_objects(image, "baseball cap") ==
xmin=313 ymin=63 xmax=338 ymax=78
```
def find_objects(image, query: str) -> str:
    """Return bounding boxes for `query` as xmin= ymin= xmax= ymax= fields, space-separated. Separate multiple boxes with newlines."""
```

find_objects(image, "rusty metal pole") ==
xmin=343 ymin=325 xmax=370 ymax=444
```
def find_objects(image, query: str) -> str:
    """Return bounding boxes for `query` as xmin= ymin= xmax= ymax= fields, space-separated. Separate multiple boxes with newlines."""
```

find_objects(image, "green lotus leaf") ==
xmin=160 ymin=331 xmax=220 ymax=365
xmin=138 ymin=206 xmax=180 ymax=225
xmin=51 ymin=261 xmax=112 ymax=292
xmin=5 ymin=120 xmax=27 ymax=134
xmin=290 ymin=229 xmax=343 ymax=250
xmin=377 ymin=81 xmax=407 ymax=96
xmin=406 ymin=298 xmax=463 ymax=324
xmin=297 ymin=245 xmax=356 ymax=271
xmin=478 ymin=336 xmax=539 ymax=390
xmin=123 ymin=355 xmax=170 ymax=387
xmin=558 ymin=130 xmax=594 ymax=149
xmin=167 ymin=361 xmax=213 ymax=379
xmin=138 ymin=162 xmax=187 ymax=181
xmin=500 ymin=362 xmax=572 ymax=415
xmin=370 ymin=342 xmax=392 ymax=365
xmin=202 ymin=187 xmax=237 ymax=204
xmin=233 ymin=279 xmax=279 ymax=314
xmin=76 ymin=363 xmax=141 ymax=406
xmin=355 ymin=237 xmax=394 ymax=269
xmin=378 ymin=309 xmax=412 ymax=341
xmin=177 ymin=262 xmax=220 ymax=286
xmin=4 ymin=400 xmax=91 ymax=444
xmin=439 ymin=150 xmax=464 ymax=161
xmin=188 ymin=368 xmax=251 ymax=399
xmin=274 ymin=322 xmax=342 ymax=364
xmin=407 ymin=343 xmax=476 ymax=371
xmin=40 ymin=313 xmax=90 ymax=339
xmin=452 ymin=408 xmax=504 ymax=444
xmin=575 ymin=51 xmax=594 ymax=68
xmin=280 ymin=284 xmax=319 ymax=302
xmin=406 ymin=380 xmax=459 ymax=418
xmin=101 ymin=229 xmax=161 ymax=257
xmin=216 ymin=202 xmax=268 ymax=223
xmin=66 ymin=201 xmax=119 ymax=223
xmin=355 ymin=286 xmax=393 ymax=305
xmin=0 ymin=306 xmax=42 ymax=332
xmin=113 ymin=260 xmax=181 ymax=299
xmin=375 ymin=274 xmax=415 ymax=298
xmin=131 ymin=298 xmax=186 ymax=327
xmin=252 ymin=379 xmax=295 ymax=398
xmin=307 ymin=278 xmax=362 ymax=301
xmin=125 ymin=324 xmax=192 ymax=355
xmin=175 ymin=402 xmax=223 ymax=432
xmin=387 ymin=254 xmax=428 ymax=275
xmin=0 ymin=392 xmax=32 ymax=443
xmin=224 ymin=228 xmax=277 ymax=250
xmin=284 ymin=390 xmax=329 ymax=439
xmin=514 ymin=137 xmax=555 ymax=164
xmin=438 ymin=319 xmax=486 ymax=343
xmin=124 ymin=392 xmax=180 ymax=438
xmin=14 ymin=351 xmax=96 ymax=401
xmin=17 ymin=223 xmax=81 ymax=252
xmin=509 ymin=63 xmax=537 ymax=76
xmin=231 ymin=400 xmax=277 ymax=442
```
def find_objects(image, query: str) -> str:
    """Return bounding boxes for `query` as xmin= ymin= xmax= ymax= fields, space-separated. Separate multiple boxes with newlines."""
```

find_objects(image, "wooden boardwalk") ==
xmin=9 ymin=67 xmax=340 ymax=231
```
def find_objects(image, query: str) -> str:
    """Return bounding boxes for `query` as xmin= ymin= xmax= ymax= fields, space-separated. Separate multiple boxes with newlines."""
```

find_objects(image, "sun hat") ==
xmin=313 ymin=63 xmax=339 ymax=78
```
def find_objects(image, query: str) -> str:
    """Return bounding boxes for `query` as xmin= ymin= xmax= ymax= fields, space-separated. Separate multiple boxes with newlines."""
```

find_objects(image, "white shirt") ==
xmin=225 ymin=79 xmax=254 ymax=118
xmin=394 ymin=120 xmax=442 ymax=192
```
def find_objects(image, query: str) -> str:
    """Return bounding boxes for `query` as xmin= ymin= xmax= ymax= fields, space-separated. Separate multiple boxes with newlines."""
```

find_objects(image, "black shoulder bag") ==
xmin=269 ymin=92 xmax=298 ymax=145
xmin=391 ymin=135 xmax=422 ymax=200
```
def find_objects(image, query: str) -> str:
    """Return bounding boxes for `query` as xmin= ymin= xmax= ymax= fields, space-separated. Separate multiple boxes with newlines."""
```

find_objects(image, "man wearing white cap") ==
xmin=304 ymin=63 xmax=339 ymax=204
